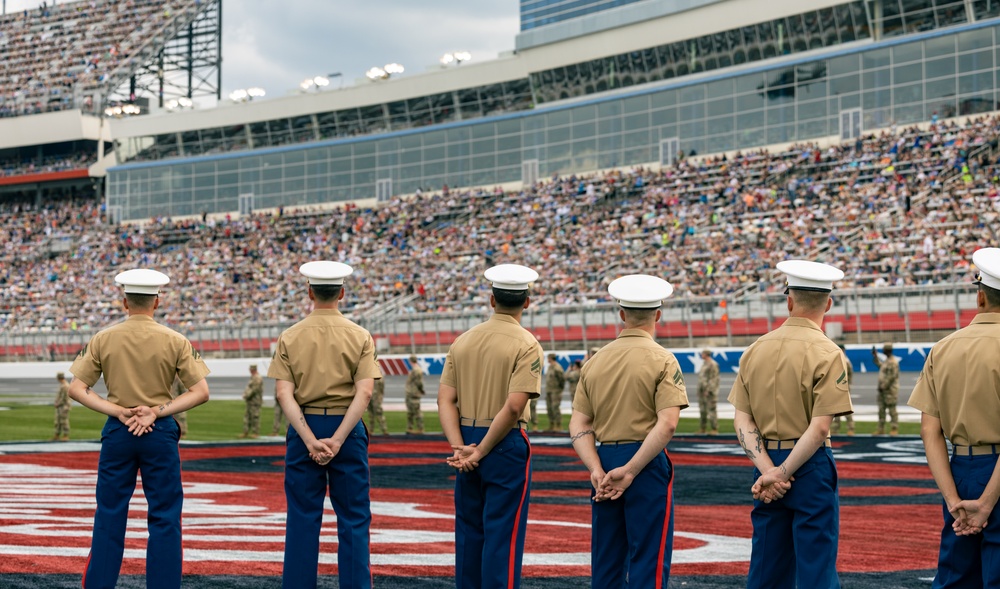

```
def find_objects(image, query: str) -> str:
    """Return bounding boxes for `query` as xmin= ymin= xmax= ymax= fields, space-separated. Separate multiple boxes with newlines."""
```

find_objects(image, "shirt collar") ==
xmin=618 ymin=328 xmax=654 ymax=340
xmin=783 ymin=316 xmax=822 ymax=331
xmin=310 ymin=309 xmax=343 ymax=317
xmin=126 ymin=315 xmax=155 ymax=322
xmin=490 ymin=314 xmax=521 ymax=326
xmin=971 ymin=312 xmax=1000 ymax=325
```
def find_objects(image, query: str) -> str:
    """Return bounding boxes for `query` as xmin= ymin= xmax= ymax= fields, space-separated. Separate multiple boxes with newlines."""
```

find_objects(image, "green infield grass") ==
xmin=0 ymin=401 xmax=920 ymax=442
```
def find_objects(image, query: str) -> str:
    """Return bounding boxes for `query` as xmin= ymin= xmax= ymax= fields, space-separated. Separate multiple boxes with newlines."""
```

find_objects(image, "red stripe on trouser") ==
xmin=82 ymin=551 xmax=91 ymax=588
xmin=508 ymin=429 xmax=532 ymax=588
xmin=655 ymin=449 xmax=673 ymax=589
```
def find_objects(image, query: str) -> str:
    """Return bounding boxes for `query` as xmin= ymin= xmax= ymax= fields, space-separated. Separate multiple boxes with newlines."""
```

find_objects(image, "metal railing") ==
xmin=0 ymin=282 xmax=981 ymax=360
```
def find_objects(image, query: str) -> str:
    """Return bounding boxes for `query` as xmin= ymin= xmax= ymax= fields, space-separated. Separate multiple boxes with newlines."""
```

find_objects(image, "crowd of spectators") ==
xmin=1 ymin=115 xmax=999 ymax=333
xmin=0 ymin=0 xmax=200 ymax=118
xmin=0 ymin=151 xmax=94 ymax=177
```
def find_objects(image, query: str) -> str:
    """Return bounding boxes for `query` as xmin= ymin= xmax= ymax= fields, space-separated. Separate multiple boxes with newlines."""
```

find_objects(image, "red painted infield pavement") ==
xmin=0 ymin=436 xmax=942 ymax=578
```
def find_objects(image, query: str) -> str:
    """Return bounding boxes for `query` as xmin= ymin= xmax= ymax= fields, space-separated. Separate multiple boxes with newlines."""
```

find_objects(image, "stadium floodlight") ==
xmin=121 ymin=104 xmax=141 ymax=115
xmin=441 ymin=52 xmax=471 ymax=66
xmin=366 ymin=66 xmax=387 ymax=80
xmin=313 ymin=75 xmax=330 ymax=87
xmin=300 ymin=78 xmax=315 ymax=90
xmin=384 ymin=63 xmax=405 ymax=75
xmin=177 ymin=97 xmax=194 ymax=108
xmin=166 ymin=99 xmax=180 ymax=110
xmin=247 ymin=87 xmax=266 ymax=98
xmin=229 ymin=89 xmax=249 ymax=102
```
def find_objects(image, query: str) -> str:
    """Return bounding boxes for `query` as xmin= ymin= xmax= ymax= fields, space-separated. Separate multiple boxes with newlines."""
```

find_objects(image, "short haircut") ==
xmin=789 ymin=289 xmax=830 ymax=312
xmin=310 ymin=284 xmax=342 ymax=303
xmin=883 ymin=343 xmax=893 ymax=354
xmin=493 ymin=287 xmax=528 ymax=310
xmin=548 ymin=353 xmax=557 ymax=360
xmin=980 ymin=283 xmax=1000 ymax=309
xmin=621 ymin=307 xmax=658 ymax=325
xmin=125 ymin=293 xmax=157 ymax=310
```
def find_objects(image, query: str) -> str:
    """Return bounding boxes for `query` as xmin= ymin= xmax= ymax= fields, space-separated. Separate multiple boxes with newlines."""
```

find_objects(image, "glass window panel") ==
xmin=830 ymin=75 xmax=861 ymax=95
xmin=573 ymin=121 xmax=597 ymax=139
xmin=651 ymin=108 xmax=677 ymax=126
xmin=797 ymin=119 xmax=828 ymax=139
xmin=767 ymin=124 xmax=795 ymax=144
xmin=926 ymin=55 xmax=956 ymax=79
xmin=623 ymin=95 xmax=648 ymax=113
xmin=959 ymin=93 xmax=997 ymax=114
xmin=829 ymin=54 xmax=859 ymax=77
xmin=650 ymin=90 xmax=676 ymax=109
xmin=598 ymin=101 xmax=622 ymax=117
xmin=707 ymin=78 xmax=733 ymax=99
xmin=737 ymin=110 xmax=765 ymax=129
xmin=447 ymin=127 xmax=471 ymax=142
xmin=936 ymin=1 xmax=968 ymax=26
xmin=424 ymin=145 xmax=446 ymax=162
xmin=623 ymin=130 xmax=649 ymax=149
xmin=679 ymin=86 xmax=705 ymax=103
xmin=679 ymin=102 xmax=705 ymax=119
xmin=497 ymin=135 xmax=521 ymax=151
xmin=471 ymin=123 xmax=496 ymax=140
xmin=926 ymin=77 xmax=957 ymax=99
xmin=738 ymin=92 xmax=765 ymax=111
xmin=895 ymin=62 xmax=924 ymax=84
xmin=708 ymin=97 xmax=734 ymax=117
xmin=768 ymin=68 xmax=795 ymax=88
xmin=546 ymin=109 xmax=571 ymax=127
xmin=548 ymin=126 xmax=571 ymax=143
xmin=706 ymin=116 xmax=733 ymax=135
xmin=959 ymin=27 xmax=993 ymax=52
xmin=925 ymin=35 xmax=956 ymax=58
xmin=959 ymin=71 xmax=994 ymax=94
xmin=863 ymin=69 xmax=892 ymax=89
xmin=960 ymin=49 xmax=993 ymax=73
xmin=767 ymin=105 xmax=795 ymax=126
xmin=797 ymin=99 xmax=827 ymax=120
xmin=863 ymin=48 xmax=891 ymax=69
xmin=736 ymin=73 xmax=767 ymax=93
xmin=863 ymin=89 xmax=892 ymax=108
xmin=895 ymin=82 xmax=924 ymax=105
xmin=893 ymin=41 xmax=923 ymax=64
xmin=623 ymin=112 xmax=649 ymax=131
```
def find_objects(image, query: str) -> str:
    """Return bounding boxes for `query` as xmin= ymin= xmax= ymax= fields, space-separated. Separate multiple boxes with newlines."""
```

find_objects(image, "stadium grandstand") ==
xmin=1 ymin=0 xmax=999 ymax=359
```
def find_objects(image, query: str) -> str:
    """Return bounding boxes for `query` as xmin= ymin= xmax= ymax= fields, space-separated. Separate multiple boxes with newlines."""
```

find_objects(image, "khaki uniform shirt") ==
xmin=573 ymin=329 xmax=689 ymax=442
xmin=440 ymin=314 xmax=543 ymax=422
xmin=908 ymin=312 xmax=1000 ymax=446
xmin=728 ymin=317 xmax=853 ymax=439
xmin=405 ymin=366 xmax=424 ymax=398
xmin=699 ymin=358 xmax=720 ymax=394
xmin=546 ymin=362 xmax=566 ymax=393
xmin=566 ymin=368 xmax=581 ymax=396
xmin=70 ymin=315 xmax=210 ymax=407
xmin=268 ymin=309 xmax=382 ymax=408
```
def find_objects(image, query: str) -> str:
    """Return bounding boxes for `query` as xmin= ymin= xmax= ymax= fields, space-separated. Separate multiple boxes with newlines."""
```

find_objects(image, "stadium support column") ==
xmin=217 ymin=0 xmax=222 ymax=101
xmin=870 ymin=0 xmax=883 ymax=40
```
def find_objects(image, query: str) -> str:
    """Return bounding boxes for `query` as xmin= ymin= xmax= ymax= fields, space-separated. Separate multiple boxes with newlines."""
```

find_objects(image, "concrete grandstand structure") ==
xmin=1 ymin=0 xmax=999 ymax=359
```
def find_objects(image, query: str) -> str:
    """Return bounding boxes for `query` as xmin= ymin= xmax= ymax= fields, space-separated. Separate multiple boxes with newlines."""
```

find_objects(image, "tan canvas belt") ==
xmin=459 ymin=417 xmax=525 ymax=429
xmin=765 ymin=438 xmax=833 ymax=450
xmin=300 ymin=406 xmax=349 ymax=416
xmin=953 ymin=444 xmax=1000 ymax=456
xmin=599 ymin=440 xmax=643 ymax=446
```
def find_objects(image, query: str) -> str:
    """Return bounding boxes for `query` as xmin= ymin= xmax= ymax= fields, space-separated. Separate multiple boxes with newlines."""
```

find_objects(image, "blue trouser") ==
xmin=455 ymin=425 xmax=532 ymax=589
xmin=933 ymin=452 xmax=1000 ymax=588
xmin=747 ymin=446 xmax=840 ymax=589
xmin=591 ymin=442 xmax=675 ymax=589
xmin=283 ymin=415 xmax=371 ymax=589
xmin=84 ymin=416 xmax=182 ymax=589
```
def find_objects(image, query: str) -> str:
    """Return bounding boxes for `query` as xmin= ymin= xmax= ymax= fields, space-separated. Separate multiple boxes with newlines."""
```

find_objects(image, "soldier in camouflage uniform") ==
xmin=697 ymin=349 xmax=720 ymax=435
xmin=566 ymin=360 xmax=582 ymax=404
xmin=873 ymin=343 xmax=900 ymax=435
xmin=368 ymin=377 xmax=390 ymax=435
xmin=52 ymin=372 xmax=71 ymax=441
xmin=271 ymin=382 xmax=286 ymax=436
xmin=240 ymin=364 xmax=264 ymax=438
xmin=171 ymin=376 xmax=189 ymax=438
xmin=545 ymin=353 xmax=566 ymax=431
xmin=405 ymin=354 xmax=425 ymax=434
xmin=831 ymin=344 xmax=855 ymax=435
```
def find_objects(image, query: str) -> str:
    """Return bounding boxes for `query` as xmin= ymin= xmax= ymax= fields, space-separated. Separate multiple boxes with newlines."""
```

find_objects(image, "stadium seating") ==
xmin=1 ymin=115 xmax=997 ymax=336
xmin=0 ymin=0 xmax=199 ymax=117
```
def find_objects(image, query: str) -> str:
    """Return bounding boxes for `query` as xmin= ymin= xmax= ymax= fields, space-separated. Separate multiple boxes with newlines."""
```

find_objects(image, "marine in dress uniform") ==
xmin=405 ymin=354 xmax=425 ymax=434
xmin=545 ymin=353 xmax=566 ymax=431
xmin=873 ymin=343 xmax=900 ymax=435
xmin=570 ymin=275 xmax=689 ymax=589
xmin=368 ymin=377 xmax=389 ymax=435
xmin=697 ymin=349 xmax=720 ymax=435
xmin=68 ymin=269 xmax=210 ymax=589
xmin=170 ymin=377 xmax=188 ymax=438
xmin=53 ymin=372 xmax=71 ymax=441
xmin=437 ymin=264 xmax=543 ymax=589
xmin=240 ymin=365 xmax=264 ymax=438
xmin=728 ymin=260 xmax=853 ymax=589
xmin=267 ymin=261 xmax=381 ymax=589
xmin=908 ymin=248 xmax=1000 ymax=588
xmin=831 ymin=344 xmax=855 ymax=436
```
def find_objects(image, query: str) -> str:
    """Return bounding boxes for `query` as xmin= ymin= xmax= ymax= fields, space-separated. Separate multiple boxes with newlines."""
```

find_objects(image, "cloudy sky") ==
xmin=7 ymin=0 xmax=520 ymax=98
